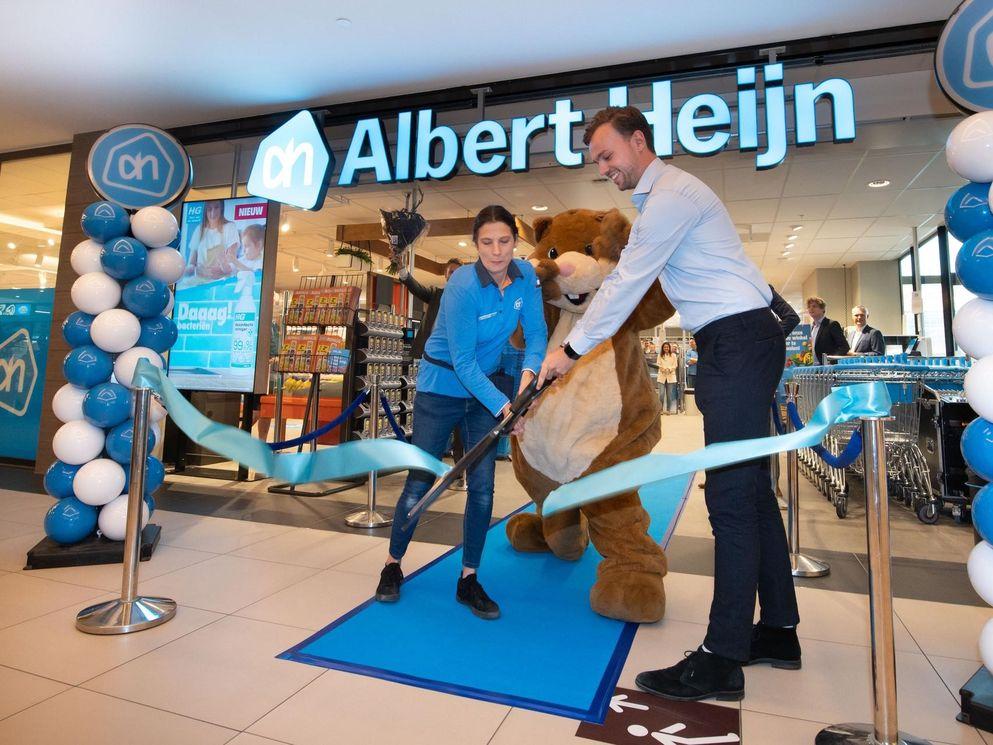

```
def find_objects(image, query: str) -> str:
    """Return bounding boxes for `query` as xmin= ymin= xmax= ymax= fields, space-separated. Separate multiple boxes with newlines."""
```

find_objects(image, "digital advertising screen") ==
xmin=169 ymin=197 xmax=269 ymax=392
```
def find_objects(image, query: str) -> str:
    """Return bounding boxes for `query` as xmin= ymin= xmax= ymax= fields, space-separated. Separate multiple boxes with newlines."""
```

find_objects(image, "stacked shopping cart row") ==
xmin=787 ymin=359 xmax=972 ymax=523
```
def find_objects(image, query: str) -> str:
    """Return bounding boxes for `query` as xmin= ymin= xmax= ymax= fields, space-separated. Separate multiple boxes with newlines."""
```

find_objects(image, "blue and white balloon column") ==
xmin=43 ymin=201 xmax=184 ymax=546
xmin=946 ymin=111 xmax=993 ymax=672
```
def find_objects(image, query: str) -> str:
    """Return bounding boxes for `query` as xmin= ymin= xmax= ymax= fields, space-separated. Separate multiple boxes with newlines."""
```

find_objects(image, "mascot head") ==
xmin=529 ymin=208 xmax=630 ymax=315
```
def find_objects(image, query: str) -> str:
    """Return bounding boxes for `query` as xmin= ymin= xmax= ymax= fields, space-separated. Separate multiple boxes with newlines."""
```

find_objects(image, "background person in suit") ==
xmin=399 ymin=258 xmax=462 ymax=359
xmin=847 ymin=305 xmax=886 ymax=356
xmin=806 ymin=296 xmax=849 ymax=364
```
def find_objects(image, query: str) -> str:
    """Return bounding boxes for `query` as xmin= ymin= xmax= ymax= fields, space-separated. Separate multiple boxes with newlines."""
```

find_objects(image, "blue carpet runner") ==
xmin=279 ymin=474 xmax=692 ymax=722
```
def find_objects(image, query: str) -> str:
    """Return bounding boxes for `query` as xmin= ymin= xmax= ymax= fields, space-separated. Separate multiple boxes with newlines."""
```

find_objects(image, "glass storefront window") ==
xmin=920 ymin=283 xmax=946 ymax=357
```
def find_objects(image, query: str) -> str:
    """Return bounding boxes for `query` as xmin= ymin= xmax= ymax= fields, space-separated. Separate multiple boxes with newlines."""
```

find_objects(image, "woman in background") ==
xmin=657 ymin=341 xmax=679 ymax=415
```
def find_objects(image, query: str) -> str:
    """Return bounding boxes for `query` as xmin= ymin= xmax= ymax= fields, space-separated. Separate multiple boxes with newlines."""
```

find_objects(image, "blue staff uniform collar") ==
xmin=474 ymin=259 xmax=523 ymax=287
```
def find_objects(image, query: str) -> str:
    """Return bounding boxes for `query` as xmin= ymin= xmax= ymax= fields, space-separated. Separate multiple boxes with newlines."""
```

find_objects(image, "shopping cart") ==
xmin=787 ymin=356 xmax=971 ymax=524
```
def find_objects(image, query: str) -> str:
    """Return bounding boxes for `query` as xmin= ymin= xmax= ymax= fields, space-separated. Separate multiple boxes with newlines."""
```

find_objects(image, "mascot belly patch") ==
xmin=520 ymin=342 xmax=621 ymax=484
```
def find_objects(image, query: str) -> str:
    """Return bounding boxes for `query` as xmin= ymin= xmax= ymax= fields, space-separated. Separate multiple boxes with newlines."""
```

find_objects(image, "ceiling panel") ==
xmin=725 ymin=199 xmax=779 ymax=223
xmin=815 ymin=218 xmax=874 ymax=239
xmin=723 ymin=166 xmax=787 ymax=201
xmin=782 ymin=158 xmax=861 ymax=197
xmin=828 ymin=191 xmax=897 ymax=219
xmin=849 ymin=153 xmax=934 ymax=193
xmin=775 ymin=195 xmax=836 ymax=221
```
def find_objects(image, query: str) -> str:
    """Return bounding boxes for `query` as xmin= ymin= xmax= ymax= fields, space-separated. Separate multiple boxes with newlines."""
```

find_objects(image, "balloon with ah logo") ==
xmin=43 ymin=126 xmax=189 ymax=547
xmin=946 ymin=110 xmax=993 ymax=675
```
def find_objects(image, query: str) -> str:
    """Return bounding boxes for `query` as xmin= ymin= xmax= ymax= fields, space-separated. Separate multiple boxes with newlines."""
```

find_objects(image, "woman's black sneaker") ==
xmin=744 ymin=623 xmax=802 ymax=669
xmin=375 ymin=563 xmax=403 ymax=602
xmin=456 ymin=574 xmax=500 ymax=620
xmin=636 ymin=648 xmax=744 ymax=702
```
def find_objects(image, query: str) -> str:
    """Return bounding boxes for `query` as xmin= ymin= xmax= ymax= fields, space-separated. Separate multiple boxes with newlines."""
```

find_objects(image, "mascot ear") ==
xmin=533 ymin=216 xmax=554 ymax=244
xmin=594 ymin=208 xmax=631 ymax=262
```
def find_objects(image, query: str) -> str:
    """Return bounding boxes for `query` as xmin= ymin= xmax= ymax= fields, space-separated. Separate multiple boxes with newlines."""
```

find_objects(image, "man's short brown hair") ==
xmin=805 ymin=296 xmax=826 ymax=310
xmin=583 ymin=106 xmax=654 ymax=152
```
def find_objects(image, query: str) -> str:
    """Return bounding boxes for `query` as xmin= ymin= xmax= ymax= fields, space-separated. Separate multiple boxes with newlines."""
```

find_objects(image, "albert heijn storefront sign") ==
xmin=248 ymin=62 xmax=856 ymax=210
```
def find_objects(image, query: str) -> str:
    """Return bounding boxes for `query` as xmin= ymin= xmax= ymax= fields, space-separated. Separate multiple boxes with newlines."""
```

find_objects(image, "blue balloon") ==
xmin=963 ymin=417 xmax=993 ymax=482
xmin=945 ymin=182 xmax=993 ymax=242
xmin=62 ymin=311 xmax=95 ymax=347
xmin=105 ymin=419 xmax=156 ymax=464
xmin=63 ymin=345 xmax=113 ymax=388
xmin=122 ymin=276 xmax=169 ymax=318
xmin=122 ymin=455 xmax=165 ymax=494
xmin=957 ymin=229 xmax=993 ymax=300
xmin=81 ymin=201 xmax=131 ymax=242
xmin=44 ymin=497 xmax=98 ymax=545
xmin=973 ymin=485 xmax=993 ymax=544
xmin=100 ymin=236 xmax=147 ymax=280
xmin=144 ymin=493 xmax=156 ymax=516
xmin=82 ymin=382 xmax=133 ymax=428
xmin=44 ymin=460 xmax=81 ymax=499
xmin=137 ymin=315 xmax=178 ymax=352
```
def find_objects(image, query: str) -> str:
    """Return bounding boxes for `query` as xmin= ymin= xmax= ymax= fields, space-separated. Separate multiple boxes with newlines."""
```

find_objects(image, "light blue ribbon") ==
xmin=132 ymin=361 xmax=449 ymax=485
xmin=542 ymin=381 xmax=891 ymax=516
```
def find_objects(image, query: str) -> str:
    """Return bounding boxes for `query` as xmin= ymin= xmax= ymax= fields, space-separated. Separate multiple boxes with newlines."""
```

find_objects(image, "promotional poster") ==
xmin=169 ymin=197 xmax=268 ymax=392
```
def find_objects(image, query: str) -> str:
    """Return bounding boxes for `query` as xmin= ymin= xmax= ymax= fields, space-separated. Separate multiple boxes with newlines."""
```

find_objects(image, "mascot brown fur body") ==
xmin=509 ymin=208 xmax=675 ymax=623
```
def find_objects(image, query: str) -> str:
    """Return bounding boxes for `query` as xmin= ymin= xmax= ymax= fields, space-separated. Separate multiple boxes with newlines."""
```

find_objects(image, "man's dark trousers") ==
xmin=694 ymin=307 xmax=800 ymax=661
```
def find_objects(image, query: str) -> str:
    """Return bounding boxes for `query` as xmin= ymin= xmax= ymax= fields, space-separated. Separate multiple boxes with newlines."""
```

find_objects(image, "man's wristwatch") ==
xmin=561 ymin=342 xmax=581 ymax=361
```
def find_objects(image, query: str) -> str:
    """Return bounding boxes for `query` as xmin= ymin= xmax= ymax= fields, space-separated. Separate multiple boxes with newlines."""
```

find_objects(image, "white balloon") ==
xmin=71 ymin=273 xmax=121 ymax=315
xmin=97 ymin=494 xmax=149 ymax=541
xmin=70 ymin=239 xmax=103 ymax=275
xmin=73 ymin=458 xmax=125 ymax=506
xmin=970 ymin=540 xmax=993 ymax=607
xmin=52 ymin=420 xmax=105 ymax=465
xmin=966 ymin=357 xmax=993 ymax=422
xmin=90 ymin=308 xmax=141 ymax=353
xmin=52 ymin=383 xmax=87 ymax=423
xmin=954 ymin=299 xmax=993 ymax=360
xmin=981 ymin=618 xmax=993 ymax=674
xmin=114 ymin=346 xmax=163 ymax=389
xmin=946 ymin=112 xmax=993 ymax=183
xmin=131 ymin=207 xmax=179 ymax=249
xmin=145 ymin=247 xmax=185 ymax=284
xmin=162 ymin=288 xmax=174 ymax=317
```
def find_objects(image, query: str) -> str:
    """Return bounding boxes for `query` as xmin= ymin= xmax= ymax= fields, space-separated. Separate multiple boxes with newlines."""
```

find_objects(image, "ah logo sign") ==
xmin=87 ymin=124 xmax=192 ymax=210
xmin=247 ymin=111 xmax=333 ymax=211
xmin=937 ymin=0 xmax=993 ymax=112
xmin=0 ymin=329 xmax=37 ymax=417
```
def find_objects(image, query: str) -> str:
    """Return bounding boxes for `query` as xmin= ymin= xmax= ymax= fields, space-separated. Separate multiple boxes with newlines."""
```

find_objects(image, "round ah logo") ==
xmin=936 ymin=0 xmax=993 ymax=112
xmin=87 ymin=124 xmax=192 ymax=210
xmin=514 ymin=298 xmax=523 ymax=310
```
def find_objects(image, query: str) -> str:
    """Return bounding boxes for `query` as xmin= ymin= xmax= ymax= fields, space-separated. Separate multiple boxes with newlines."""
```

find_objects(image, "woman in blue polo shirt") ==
xmin=376 ymin=205 xmax=547 ymax=619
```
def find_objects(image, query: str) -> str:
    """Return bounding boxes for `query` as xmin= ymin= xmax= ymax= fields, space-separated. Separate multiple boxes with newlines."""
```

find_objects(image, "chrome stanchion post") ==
xmin=785 ymin=382 xmax=829 ymax=578
xmin=76 ymin=387 xmax=177 ymax=634
xmin=816 ymin=417 xmax=931 ymax=745
xmin=346 ymin=374 xmax=392 ymax=528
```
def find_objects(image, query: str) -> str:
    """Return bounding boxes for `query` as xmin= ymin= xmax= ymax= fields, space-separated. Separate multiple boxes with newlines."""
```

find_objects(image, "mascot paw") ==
xmin=506 ymin=513 xmax=551 ymax=553
xmin=590 ymin=572 xmax=666 ymax=624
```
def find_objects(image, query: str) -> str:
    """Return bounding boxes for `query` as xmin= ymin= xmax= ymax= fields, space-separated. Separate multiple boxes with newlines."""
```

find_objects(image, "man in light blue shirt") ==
xmin=539 ymin=107 xmax=798 ymax=702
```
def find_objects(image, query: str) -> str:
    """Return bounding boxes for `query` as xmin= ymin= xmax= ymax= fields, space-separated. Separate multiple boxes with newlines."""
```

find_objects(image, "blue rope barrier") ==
xmin=786 ymin=401 xmax=863 ymax=469
xmin=771 ymin=401 xmax=786 ymax=436
xmin=380 ymin=394 xmax=408 ymax=443
xmin=269 ymin=389 xmax=369 ymax=451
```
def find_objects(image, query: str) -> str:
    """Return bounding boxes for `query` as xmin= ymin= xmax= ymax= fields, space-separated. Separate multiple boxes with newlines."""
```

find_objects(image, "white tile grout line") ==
xmin=239 ymin=669 xmax=330 ymax=739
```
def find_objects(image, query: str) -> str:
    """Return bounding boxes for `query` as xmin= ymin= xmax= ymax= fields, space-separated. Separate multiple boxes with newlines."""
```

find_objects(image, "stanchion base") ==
xmin=791 ymin=553 xmax=831 ymax=578
xmin=76 ymin=596 xmax=177 ymax=635
xmin=345 ymin=509 xmax=393 ymax=529
xmin=447 ymin=480 xmax=468 ymax=492
xmin=816 ymin=723 xmax=932 ymax=744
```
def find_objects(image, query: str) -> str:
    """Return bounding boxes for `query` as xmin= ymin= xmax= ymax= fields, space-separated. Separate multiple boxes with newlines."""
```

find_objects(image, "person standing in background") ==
xmin=685 ymin=338 xmax=698 ymax=390
xmin=769 ymin=286 xmax=800 ymax=337
xmin=399 ymin=258 xmax=462 ymax=359
xmin=847 ymin=305 xmax=885 ymax=356
xmin=806 ymin=296 xmax=849 ymax=364
xmin=657 ymin=341 xmax=679 ymax=414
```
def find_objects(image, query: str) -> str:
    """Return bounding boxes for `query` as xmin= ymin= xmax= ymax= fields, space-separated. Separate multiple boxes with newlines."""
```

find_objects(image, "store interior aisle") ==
xmin=0 ymin=408 xmax=988 ymax=744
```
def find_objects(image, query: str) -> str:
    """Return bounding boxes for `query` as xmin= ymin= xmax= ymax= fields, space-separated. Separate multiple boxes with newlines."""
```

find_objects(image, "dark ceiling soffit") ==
xmin=0 ymin=142 xmax=72 ymax=163
xmin=168 ymin=21 xmax=943 ymax=147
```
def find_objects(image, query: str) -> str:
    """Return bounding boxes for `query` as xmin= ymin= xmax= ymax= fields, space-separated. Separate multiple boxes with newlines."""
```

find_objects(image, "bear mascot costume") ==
xmin=509 ymin=207 xmax=676 ymax=623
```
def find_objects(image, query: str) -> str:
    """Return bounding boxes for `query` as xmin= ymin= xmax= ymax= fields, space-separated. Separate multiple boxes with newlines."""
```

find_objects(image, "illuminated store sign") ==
xmin=250 ymin=63 xmax=855 ymax=207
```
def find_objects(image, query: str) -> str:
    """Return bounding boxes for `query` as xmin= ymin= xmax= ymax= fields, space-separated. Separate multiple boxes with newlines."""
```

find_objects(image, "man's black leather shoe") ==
xmin=636 ymin=648 xmax=744 ymax=702
xmin=745 ymin=623 xmax=802 ymax=670
xmin=375 ymin=563 xmax=403 ymax=602
xmin=456 ymin=574 xmax=500 ymax=620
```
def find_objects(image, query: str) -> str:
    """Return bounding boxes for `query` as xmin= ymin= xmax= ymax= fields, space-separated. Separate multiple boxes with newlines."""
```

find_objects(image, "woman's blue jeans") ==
xmin=663 ymin=382 xmax=679 ymax=413
xmin=388 ymin=389 xmax=501 ymax=569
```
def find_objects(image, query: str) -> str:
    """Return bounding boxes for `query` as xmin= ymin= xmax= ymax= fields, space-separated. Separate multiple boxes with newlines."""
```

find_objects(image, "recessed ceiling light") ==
xmin=47 ymin=238 xmax=55 ymax=246
xmin=791 ymin=225 xmax=804 ymax=231
xmin=531 ymin=204 xmax=548 ymax=212
xmin=867 ymin=179 xmax=891 ymax=189
xmin=280 ymin=222 xmax=290 ymax=233
xmin=291 ymin=257 xmax=300 ymax=272
xmin=781 ymin=250 xmax=792 ymax=256
xmin=787 ymin=234 xmax=798 ymax=241
xmin=458 ymin=241 xmax=467 ymax=247
xmin=336 ymin=17 xmax=352 ymax=28
xmin=785 ymin=243 xmax=795 ymax=249
xmin=6 ymin=242 xmax=15 ymax=249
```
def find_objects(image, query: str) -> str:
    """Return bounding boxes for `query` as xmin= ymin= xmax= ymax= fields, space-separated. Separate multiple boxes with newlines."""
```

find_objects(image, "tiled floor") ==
xmin=0 ymin=410 xmax=989 ymax=744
